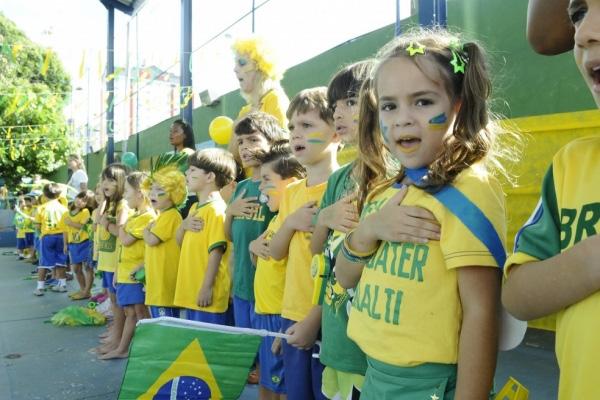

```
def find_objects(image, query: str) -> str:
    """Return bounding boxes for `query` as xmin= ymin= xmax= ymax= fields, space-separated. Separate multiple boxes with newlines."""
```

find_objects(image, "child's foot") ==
xmin=98 ymin=350 xmax=128 ymax=360
xmin=68 ymin=291 xmax=81 ymax=298
xmin=51 ymin=285 xmax=67 ymax=293
xmin=33 ymin=288 xmax=44 ymax=296
xmin=71 ymin=292 xmax=90 ymax=300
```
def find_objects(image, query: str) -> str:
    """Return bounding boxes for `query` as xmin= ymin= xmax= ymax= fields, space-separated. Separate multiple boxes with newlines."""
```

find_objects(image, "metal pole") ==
xmin=418 ymin=0 xmax=447 ymax=28
xmin=252 ymin=0 xmax=256 ymax=33
xmin=180 ymin=0 xmax=193 ymax=125
xmin=395 ymin=0 xmax=401 ymax=36
xmin=106 ymin=6 xmax=115 ymax=164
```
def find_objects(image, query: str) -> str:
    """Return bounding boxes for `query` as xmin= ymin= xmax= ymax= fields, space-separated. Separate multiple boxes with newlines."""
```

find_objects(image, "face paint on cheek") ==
xmin=352 ymin=114 xmax=359 ymax=124
xmin=379 ymin=120 xmax=389 ymax=143
xmin=428 ymin=112 xmax=448 ymax=130
xmin=306 ymin=131 xmax=326 ymax=144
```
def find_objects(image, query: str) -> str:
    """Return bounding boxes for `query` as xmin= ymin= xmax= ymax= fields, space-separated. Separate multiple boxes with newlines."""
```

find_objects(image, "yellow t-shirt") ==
xmin=117 ymin=209 xmax=156 ymax=284
xmin=91 ymin=209 xmax=100 ymax=261
xmin=174 ymin=200 xmax=230 ymax=313
xmin=505 ymin=137 xmax=600 ymax=400
xmin=144 ymin=208 xmax=182 ymax=307
xmin=37 ymin=199 xmax=68 ymax=237
xmin=61 ymin=209 xmax=90 ymax=244
xmin=97 ymin=200 xmax=129 ymax=273
xmin=254 ymin=215 xmax=286 ymax=315
xmin=348 ymin=165 xmax=506 ymax=366
xmin=237 ymin=89 xmax=289 ymax=128
xmin=22 ymin=207 xmax=34 ymax=233
xmin=269 ymin=179 xmax=327 ymax=322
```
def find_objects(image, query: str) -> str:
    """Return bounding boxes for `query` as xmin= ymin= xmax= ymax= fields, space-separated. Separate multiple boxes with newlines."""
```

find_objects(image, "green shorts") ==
xmin=361 ymin=358 xmax=457 ymax=400
xmin=322 ymin=367 xmax=365 ymax=399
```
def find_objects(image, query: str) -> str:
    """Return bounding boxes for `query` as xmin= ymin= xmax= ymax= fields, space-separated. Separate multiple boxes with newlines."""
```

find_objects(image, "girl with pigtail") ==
xmin=335 ymin=29 xmax=518 ymax=399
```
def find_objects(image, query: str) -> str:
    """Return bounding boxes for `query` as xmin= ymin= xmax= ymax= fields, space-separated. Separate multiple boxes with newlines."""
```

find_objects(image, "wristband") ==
xmin=341 ymin=230 xmax=379 ymax=263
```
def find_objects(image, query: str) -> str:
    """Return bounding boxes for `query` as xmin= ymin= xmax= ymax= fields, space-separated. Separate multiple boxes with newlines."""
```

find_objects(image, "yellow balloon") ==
xmin=209 ymin=116 xmax=234 ymax=145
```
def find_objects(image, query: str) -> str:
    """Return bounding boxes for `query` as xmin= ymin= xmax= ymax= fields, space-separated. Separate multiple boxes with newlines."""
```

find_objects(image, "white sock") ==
xmin=59 ymin=278 xmax=67 ymax=287
xmin=37 ymin=281 xmax=45 ymax=290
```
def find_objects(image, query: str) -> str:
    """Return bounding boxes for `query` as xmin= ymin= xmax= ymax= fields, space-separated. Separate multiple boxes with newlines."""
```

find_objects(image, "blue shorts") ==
xmin=34 ymin=234 xmax=40 ymax=253
xmin=16 ymin=237 xmax=27 ymax=250
xmin=39 ymin=234 xmax=67 ymax=269
xmin=25 ymin=232 xmax=34 ymax=247
xmin=255 ymin=314 xmax=285 ymax=394
xmin=233 ymin=296 xmax=256 ymax=329
xmin=101 ymin=271 xmax=117 ymax=294
xmin=281 ymin=317 xmax=326 ymax=400
xmin=149 ymin=306 xmax=180 ymax=318
xmin=68 ymin=240 xmax=91 ymax=264
xmin=116 ymin=283 xmax=145 ymax=306
xmin=185 ymin=309 xmax=228 ymax=324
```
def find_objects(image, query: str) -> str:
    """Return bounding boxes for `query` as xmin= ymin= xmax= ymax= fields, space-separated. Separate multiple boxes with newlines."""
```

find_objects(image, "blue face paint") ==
xmin=428 ymin=112 xmax=448 ymax=129
xmin=238 ymin=58 xmax=248 ymax=67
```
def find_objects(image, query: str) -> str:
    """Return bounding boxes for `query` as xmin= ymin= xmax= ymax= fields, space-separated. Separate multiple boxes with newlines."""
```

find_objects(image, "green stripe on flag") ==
xmin=119 ymin=320 xmax=263 ymax=399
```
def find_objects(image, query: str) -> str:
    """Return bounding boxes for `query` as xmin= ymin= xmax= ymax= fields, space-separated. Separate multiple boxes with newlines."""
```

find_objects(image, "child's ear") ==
xmin=206 ymin=171 xmax=216 ymax=184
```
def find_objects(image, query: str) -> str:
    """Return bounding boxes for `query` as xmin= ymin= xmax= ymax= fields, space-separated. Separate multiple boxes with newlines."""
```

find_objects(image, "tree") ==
xmin=0 ymin=12 xmax=75 ymax=188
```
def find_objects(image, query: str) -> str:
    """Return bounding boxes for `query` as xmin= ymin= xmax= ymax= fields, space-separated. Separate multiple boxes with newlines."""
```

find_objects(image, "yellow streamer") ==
xmin=40 ymin=49 xmax=52 ymax=76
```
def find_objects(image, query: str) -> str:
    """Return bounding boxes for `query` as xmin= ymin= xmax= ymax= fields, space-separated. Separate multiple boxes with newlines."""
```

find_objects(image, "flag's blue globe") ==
xmin=153 ymin=376 xmax=211 ymax=399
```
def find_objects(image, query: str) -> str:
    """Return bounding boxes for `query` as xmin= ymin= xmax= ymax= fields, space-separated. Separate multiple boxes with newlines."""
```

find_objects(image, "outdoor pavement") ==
xmin=0 ymin=248 xmax=557 ymax=399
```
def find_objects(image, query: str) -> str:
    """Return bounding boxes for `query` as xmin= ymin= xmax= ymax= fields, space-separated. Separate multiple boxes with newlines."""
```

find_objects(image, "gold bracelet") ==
xmin=344 ymin=229 xmax=379 ymax=258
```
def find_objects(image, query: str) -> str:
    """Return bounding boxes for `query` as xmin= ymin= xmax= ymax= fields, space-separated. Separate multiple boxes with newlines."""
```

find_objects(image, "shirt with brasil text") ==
xmin=505 ymin=137 xmax=600 ymax=400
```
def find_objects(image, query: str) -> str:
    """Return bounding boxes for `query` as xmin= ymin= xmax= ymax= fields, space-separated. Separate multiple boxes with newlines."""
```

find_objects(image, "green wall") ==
xmin=52 ymin=1 xmax=595 ymax=186
xmin=448 ymin=0 xmax=595 ymax=118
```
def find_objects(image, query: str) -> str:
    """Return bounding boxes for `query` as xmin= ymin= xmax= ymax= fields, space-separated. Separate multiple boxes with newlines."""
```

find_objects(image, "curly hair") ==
xmin=142 ymin=166 xmax=187 ymax=208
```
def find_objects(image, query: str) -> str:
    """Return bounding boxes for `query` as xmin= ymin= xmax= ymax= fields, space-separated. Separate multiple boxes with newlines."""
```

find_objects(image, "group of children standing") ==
xmin=21 ymin=17 xmax=600 ymax=399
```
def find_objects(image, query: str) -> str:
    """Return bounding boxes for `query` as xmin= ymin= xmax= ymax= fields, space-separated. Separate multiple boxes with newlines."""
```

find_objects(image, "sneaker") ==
xmin=33 ymin=288 xmax=44 ymax=296
xmin=45 ymin=279 xmax=58 ymax=287
xmin=51 ymin=285 xmax=67 ymax=293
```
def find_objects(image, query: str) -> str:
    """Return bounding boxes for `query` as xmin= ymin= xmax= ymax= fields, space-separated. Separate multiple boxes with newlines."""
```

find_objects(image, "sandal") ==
xmin=71 ymin=293 xmax=91 ymax=300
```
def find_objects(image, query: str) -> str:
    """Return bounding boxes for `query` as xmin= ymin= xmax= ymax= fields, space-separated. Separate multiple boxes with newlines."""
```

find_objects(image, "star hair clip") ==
xmin=449 ymin=41 xmax=468 ymax=74
xmin=406 ymin=42 xmax=426 ymax=56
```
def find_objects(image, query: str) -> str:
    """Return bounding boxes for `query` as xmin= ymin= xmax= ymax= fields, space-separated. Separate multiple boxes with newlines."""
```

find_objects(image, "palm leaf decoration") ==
xmin=150 ymin=152 xmax=188 ymax=176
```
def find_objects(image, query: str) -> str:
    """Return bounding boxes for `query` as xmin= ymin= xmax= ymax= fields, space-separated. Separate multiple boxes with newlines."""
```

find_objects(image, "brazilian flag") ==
xmin=119 ymin=318 xmax=267 ymax=399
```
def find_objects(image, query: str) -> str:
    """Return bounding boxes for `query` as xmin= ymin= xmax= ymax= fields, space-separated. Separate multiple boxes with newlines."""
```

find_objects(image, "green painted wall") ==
xmin=448 ymin=0 xmax=595 ymax=118
xmin=52 ymin=2 xmax=595 ymax=186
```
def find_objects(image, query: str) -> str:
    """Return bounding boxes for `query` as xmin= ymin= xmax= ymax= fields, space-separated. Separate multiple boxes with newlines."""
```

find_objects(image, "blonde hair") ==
xmin=356 ymin=28 xmax=519 ymax=211
xmin=142 ymin=167 xmax=187 ymax=208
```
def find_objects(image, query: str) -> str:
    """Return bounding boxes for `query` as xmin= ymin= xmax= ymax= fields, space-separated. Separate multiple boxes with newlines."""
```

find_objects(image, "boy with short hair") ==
xmin=225 ymin=111 xmax=287 ymax=329
xmin=268 ymin=87 xmax=340 ymax=400
xmin=34 ymin=183 xmax=68 ymax=295
xmin=175 ymin=148 xmax=237 ymax=324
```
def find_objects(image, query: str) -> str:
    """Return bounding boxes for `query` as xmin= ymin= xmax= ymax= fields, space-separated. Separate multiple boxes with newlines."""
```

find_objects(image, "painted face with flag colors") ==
xmin=258 ymin=161 xmax=294 ymax=212
xmin=288 ymin=108 xmax=337 ymax=165
xmin=233 ymin=53 xmax=259 ymax=94
xmin=377 ymin=56 xmax=456 ymax=169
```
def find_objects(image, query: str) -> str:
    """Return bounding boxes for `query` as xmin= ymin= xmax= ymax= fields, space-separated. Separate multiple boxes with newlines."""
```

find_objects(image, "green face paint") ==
xmin=379 ymin=120 xmax=389 ymax=143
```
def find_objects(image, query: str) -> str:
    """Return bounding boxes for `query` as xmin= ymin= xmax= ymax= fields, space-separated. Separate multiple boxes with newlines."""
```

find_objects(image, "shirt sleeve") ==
xmin=263 ymin=91 xmax=289 ymax=128
xmin=151 ymin=210 xmax=178 ymax=242
xmin=207 ymin=207 xmax=228 ymax=253
xmin=505 ymin=165 xmax=561 ymax=276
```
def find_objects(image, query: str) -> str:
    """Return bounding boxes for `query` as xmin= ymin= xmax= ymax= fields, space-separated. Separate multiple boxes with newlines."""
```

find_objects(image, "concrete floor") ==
xmin=0 ymin=249 xmax=557 ymax=399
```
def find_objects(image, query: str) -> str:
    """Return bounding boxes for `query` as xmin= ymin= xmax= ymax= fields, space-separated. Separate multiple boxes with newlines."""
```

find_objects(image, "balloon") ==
xmin=209 ymin=116 xmax=234 ymax=145
xmin=122 ymin=152 xmax=138 ymax=169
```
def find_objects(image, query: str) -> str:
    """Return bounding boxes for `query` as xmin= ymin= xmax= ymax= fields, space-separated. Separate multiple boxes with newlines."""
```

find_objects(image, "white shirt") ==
xmin=68 ymin=169 xmax=88 ymax=192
